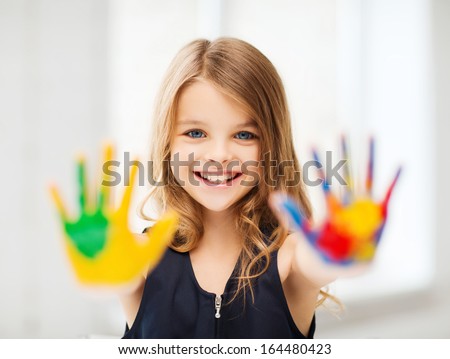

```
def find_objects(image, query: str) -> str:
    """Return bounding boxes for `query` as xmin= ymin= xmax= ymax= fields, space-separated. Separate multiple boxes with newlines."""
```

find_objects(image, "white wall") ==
xmin=0 ymin=0 xmax=448 ymax=338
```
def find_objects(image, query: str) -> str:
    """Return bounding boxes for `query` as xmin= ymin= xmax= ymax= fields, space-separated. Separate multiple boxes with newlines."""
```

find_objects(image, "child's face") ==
xmin=170 ymin=80 xmax=261 ymax=213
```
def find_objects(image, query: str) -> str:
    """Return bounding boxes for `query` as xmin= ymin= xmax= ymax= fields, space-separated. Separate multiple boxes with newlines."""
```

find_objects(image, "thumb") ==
xmin=269 ymin=191 xmax=310 ymax=235
xmin=143 ymin=210 xmax=179 ymax=268
xmin=268 ymin=191 xmax=290 ymax=230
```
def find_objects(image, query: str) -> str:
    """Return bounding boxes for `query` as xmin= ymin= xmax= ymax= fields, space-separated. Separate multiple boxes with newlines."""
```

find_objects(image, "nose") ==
xmin=203 ymin=140 xmax=233 ymax=168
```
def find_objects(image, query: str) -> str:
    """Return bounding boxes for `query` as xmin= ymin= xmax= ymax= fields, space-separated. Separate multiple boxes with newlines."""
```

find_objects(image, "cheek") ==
xmin=240 ymin=146 xmax=261 ymax=184
xmin=170 ymin=140 xmax=195 ymax=163
xmin=170 ymin=142 xmax=196 ymax=179
xmin=238 ymin=144 xmax=260 ymax=161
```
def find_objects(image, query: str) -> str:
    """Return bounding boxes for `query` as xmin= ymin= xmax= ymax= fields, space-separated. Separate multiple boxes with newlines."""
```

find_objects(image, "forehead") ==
xmin=176 ymin=80 xmax=257 ymax=129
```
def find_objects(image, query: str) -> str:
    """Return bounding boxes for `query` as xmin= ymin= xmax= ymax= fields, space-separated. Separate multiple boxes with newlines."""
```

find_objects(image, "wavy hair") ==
xmin=139 ymin=37 xmax=334 ymax=308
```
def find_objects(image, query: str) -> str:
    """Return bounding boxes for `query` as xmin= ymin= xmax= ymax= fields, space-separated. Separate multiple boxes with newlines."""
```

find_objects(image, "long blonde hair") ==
xmin=139 ymin=37 xmax=331 ymax=307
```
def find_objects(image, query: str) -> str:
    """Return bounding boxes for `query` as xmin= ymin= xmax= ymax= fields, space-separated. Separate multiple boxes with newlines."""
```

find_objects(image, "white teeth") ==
xmin=198 ymin=173 xmax=236 ymax=184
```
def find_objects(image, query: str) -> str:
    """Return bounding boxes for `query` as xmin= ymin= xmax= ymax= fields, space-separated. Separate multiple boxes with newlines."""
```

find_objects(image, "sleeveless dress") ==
xmin=122 ymin=229 xmax=315 ymax=339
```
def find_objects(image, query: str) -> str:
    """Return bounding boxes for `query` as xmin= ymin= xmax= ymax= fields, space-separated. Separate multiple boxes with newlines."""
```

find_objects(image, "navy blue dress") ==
xmin=123 ymin=230 xmax=315 ymax=339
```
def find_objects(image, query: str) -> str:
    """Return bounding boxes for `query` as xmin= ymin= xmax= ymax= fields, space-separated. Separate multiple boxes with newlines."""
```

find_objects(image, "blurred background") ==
xmin=0 ymin=0 xmax=448 ymax=338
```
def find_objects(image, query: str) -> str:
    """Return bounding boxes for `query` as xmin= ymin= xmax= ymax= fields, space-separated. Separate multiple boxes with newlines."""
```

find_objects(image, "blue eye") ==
xmin=235 ymin=131 xmax=256 ymax=140
xmin=185 ymin=130 xmax=205 ymax=138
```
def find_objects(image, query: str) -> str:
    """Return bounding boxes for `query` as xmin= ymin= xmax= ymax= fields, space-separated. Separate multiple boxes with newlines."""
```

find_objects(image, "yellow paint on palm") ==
xmin=64 ymin=210 xmax=178 ymax=285
xmin=50 ymin=142 xmax=179 ymax=286
xmin=353 ymin=240 xmax=376 ymax=261
xmin=332 ymin=199 xmax=383 ymax=239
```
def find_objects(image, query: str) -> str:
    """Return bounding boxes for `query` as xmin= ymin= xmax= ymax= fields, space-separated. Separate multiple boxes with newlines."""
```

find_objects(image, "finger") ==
xmin=269 ymin=192 xmax=311 ymax=234
xmin=374 ymin=222 xmax=386 ymax=245
xmin=144 ymin=210 xmax=179 ymax=267
xmin=117 ymin=159 xmax=139 ymax=219
xmin=381 ymin=166 xmax=402 ymax=217
xmin=312 ymin=148 xmax=329 ymax=194
xmin=49 ymin=183 xmax=68 ymax=222
xmin=366 ymin=136 xmax=375 ymax=197
xmin=312 ymin=149 xmax=341 ymax=212
xmin=340 ymin=134 xmax=353 ymax=204
xmin=77 ymin=155 xmax=88 ymax=211
xmin=98 ymin=142 xmax=113 ymax=211
xmin=268 ymin=192 xmax=290 ymax=230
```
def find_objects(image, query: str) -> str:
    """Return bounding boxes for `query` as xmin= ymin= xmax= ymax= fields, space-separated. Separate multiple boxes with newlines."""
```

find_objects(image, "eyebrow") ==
xmin=178 ymin=119 xmax=258 ymax=129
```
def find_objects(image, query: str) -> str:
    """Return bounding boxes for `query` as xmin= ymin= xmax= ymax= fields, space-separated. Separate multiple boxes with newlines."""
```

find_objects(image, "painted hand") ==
xmin=49 ymin=144 xmax=178 ymax=287
xmin=270 ymin=137 xmax=401 ymax=266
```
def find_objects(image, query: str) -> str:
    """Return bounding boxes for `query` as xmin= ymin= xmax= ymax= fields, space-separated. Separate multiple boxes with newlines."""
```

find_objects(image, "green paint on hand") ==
xmin=63 ymin=209 xmax=108 ymax=258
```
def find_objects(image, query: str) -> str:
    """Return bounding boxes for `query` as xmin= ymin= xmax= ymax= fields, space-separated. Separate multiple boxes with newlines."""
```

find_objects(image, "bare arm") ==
xmin=290 ymin=231 xmax=339 ymax=288
xmin=278 ymin=233 xmax=322 ymax=336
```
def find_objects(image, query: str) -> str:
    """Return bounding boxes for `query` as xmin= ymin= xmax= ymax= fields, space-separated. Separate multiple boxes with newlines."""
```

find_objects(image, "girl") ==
xmin=121 ymin=37 xmax=332 ymax=339
xmin=51 ymin=37 xmax=397 ymax=339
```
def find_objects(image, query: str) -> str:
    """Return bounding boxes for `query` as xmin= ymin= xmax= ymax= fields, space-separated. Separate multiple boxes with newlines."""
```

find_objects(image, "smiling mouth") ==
xmin=193 ymin=171 xmax=242 ymax=185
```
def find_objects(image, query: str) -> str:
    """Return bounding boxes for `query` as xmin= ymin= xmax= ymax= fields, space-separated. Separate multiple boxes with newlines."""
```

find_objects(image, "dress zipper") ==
xmin=214 ymin=294 xmax=222 ymax=338
xmin=215 ymin=294 xmax=222 ymax=318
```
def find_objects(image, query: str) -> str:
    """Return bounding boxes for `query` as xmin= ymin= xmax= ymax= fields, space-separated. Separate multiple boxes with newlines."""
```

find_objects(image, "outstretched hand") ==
xmin=49 ymin=143 xmax=178 ymax=289
xmin=269 ymin=136 xmax=401 ymax=267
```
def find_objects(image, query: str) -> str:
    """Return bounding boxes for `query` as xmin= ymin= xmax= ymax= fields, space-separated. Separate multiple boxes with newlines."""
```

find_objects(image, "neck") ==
xmin=198 ymin=207 xmax=242 ymax=255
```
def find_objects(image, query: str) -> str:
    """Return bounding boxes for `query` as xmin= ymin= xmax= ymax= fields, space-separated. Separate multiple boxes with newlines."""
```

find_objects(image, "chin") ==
xmin=188 ymin=190 xmax=247 ymax=214
xmin=195 ymin=198 xmax=236 ymax=213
